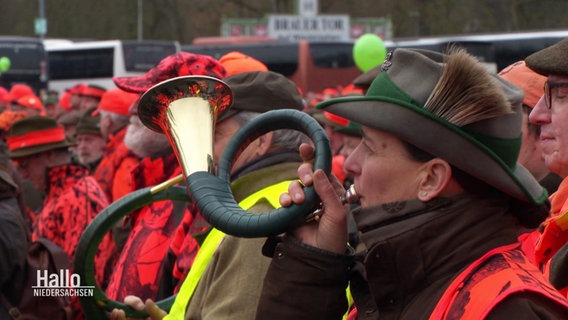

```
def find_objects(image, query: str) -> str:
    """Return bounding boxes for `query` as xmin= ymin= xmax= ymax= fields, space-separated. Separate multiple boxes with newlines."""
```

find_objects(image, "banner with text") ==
xmin=267 ymin=14 xmax=350 ymax=42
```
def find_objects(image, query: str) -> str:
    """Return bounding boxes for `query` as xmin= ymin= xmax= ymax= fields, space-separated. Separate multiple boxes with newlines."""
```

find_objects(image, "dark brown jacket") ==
xmin=256 ymin=195 xmax=568 ymax=319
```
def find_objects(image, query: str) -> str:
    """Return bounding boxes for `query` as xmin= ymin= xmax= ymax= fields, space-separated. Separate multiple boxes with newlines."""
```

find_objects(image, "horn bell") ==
xmin=137 ymin=75 xmax=233 ymax=175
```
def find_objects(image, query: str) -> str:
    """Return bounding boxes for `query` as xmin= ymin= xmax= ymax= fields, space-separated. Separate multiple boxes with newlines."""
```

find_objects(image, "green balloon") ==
xmin=352 ymin=34 xmax=387 ymax=73
xmin=0 ymin=57 xmax=10 ymax=72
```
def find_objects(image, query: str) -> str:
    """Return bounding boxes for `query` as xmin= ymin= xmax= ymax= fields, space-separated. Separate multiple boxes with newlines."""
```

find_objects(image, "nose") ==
xmin=129 ymin=99 xmax=140 ymax=116
xmin=343 ymin=144 xmax=362 ymax=178
xmin=528 ymin=95 xmax=550 ymax=125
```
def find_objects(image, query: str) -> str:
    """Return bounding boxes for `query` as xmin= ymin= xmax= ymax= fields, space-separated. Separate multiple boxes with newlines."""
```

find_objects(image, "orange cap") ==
xmin=58 ymin=91 xmax=71 ymax=111
xmin=219 ymin=51 xmax=268 ymax=77
xmin=97 ymin=88 xmax=139 ymax=116
xmin=4 ymin=84 xmax=34 ymax=102
xmin=79 ymin=84 xmax=106 ymax=98
xmin=0 ymin=86 xmax=8 ymax=101
xmin=498 ymin=61 xmax=546 ymax=108
xmin=15 ymin=94 xmax=44 ymax=114
xmin=67 ymin=83 xmax=87 ymax=95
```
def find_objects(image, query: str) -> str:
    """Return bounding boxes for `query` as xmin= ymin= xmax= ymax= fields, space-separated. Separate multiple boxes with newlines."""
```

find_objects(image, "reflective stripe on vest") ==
xmin=429 ymin=242 xmax=568 ymax=320
xmin=164 ymin=180 xmax=295 ymax=320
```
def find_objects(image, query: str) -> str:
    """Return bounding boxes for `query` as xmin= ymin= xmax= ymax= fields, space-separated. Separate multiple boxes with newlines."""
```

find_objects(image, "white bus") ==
xmin=384 ymin=30 xmax=568 ymax=73
xmin=0 ymin=36 xmax=48 ymax=94
xmin=44 ymin=39 xmax=180 ymax=93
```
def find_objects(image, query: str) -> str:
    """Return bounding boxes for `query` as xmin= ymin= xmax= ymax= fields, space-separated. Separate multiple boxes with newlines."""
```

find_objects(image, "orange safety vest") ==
xmin=347 ymin=243 xmax=568 ymax=320
xmin=429 ymin=243 xmax=568 ymax=320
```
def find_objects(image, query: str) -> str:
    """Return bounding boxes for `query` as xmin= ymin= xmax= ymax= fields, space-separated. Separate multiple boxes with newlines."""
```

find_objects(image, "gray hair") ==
xmin=99 ymin=109 xmax=130 ymax=128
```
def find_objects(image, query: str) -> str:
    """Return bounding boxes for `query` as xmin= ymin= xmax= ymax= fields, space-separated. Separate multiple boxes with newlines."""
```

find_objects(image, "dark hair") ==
xmin=402 ymin=140 xmax=548 ymax=228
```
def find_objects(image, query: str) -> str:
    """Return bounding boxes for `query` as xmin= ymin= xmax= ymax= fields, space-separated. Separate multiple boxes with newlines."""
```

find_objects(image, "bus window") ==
xmin=122 ymin=40 xmax=179 ymax=71
xmin=48 ymin=47 xmax=114 ymax=79
xmin=0 ymin=36 xmax=48 ymax=94
xmin=45 ymin=40 xmax=180 ymax=93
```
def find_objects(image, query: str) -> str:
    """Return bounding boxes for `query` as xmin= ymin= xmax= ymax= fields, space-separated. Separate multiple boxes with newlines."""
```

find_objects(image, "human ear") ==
xmin=417 ymin=158 xmax=453 ymax=201
xmin=255 ymin=131 xmax=274 ymax=157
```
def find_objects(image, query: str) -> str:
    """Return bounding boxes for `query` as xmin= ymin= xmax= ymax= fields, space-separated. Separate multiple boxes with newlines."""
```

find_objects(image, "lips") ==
xmin=539 ymin=134 xmax=555 ymax=152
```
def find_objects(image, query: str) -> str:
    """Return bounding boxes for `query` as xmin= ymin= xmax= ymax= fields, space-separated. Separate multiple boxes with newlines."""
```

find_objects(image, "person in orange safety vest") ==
xmin=254 ymin=48 xmax=568 ymax=319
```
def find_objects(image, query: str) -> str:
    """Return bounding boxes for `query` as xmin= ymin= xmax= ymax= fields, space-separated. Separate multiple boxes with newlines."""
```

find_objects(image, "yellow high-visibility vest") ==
xmin=164 ymin=180 xmax=293 ymax=320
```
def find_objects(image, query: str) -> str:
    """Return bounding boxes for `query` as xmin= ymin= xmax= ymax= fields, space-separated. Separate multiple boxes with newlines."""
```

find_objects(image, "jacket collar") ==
xmin=45 ymin=163 xmax=90 ymax=198
xmin=352 ymin=194 xmax=520 ymax=318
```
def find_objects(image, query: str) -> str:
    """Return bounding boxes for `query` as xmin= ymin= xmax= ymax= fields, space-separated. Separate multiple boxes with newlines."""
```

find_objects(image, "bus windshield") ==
xmin=0 ymin=36 xmax=48 ymax=93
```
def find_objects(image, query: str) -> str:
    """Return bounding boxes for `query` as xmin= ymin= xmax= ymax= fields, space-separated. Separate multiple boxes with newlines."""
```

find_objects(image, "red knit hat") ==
xmin=219 ymin=51 xmax=268 ymax=77
xmin=97 ymin=88 xmax=139 ymax=116
xmin=113 ymin=52 xmax=226 ymax=94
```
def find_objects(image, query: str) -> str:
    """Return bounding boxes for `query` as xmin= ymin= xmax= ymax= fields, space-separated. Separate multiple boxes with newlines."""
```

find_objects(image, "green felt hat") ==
xmin=76 ymin=107 xmax=102 ymax=136
xmin=317 ymin=48 xmax=547 ymax=205
xmin=7 ymin=116 xmax=75 ymax=158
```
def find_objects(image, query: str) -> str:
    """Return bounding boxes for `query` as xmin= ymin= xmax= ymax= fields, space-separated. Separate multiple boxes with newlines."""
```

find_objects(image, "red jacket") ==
xmin=519 ymin=177 xmax=568 ymax=297
xmin=93 ymin=128 xmax=141 ymax=202
xmin=104 ymin=153 xmax=200 ymax=302
xmin=32 ymin=164 xmax=114 ymax=319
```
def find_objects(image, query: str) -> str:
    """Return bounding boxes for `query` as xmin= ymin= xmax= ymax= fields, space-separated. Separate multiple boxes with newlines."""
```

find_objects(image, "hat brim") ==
xmin=113 ymin=75 xmax=150 ymax=94
xmin=10 ymin=140 xmax=76 ymax=158
xmin=317 ymin=96 xmax=548 ymax=205
xmin=0 ymin=169 xmax=18 ymax=190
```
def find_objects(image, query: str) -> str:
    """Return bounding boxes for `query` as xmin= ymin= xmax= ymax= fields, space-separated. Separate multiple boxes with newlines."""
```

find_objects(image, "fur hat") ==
xmin=217 ymin=71 xmax=304 ymax=122
xmin=113 ymin=52 xmax=226 ymax=94
xmin=7 ymin=116 xmax=75 ymax=158
xmin=525 ymin=37 xmax=568 ymax=76
xmin=317 ymin=48 xmax=547 ymax=205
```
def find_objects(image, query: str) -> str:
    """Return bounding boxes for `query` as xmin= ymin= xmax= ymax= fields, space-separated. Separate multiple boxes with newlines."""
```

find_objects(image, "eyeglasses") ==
xmin=544 ymin=81 xmax=568 ymax=109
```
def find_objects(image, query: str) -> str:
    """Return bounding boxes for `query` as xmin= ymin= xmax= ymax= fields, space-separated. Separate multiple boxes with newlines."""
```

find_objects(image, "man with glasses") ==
xmin=526 ymin=38 xmax=568 ymax=296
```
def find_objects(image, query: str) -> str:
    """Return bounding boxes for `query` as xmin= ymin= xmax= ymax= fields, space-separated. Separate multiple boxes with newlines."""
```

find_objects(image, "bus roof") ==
xmin=191 ymin=36 xmax=278 ymax=45
xmin=385 ymin=29 xmax=568 ymax=46
xmin=44 ymin=39 xmax=181 ymax=50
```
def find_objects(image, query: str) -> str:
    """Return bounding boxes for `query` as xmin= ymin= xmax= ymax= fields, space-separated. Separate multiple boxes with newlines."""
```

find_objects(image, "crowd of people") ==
xmin=0 ymin=37 xmax=567 ymax=320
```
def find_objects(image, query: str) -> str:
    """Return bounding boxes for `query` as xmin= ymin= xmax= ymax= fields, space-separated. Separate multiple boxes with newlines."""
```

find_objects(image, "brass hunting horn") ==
xmin=74 ymin=75 xmax=332 ymax=318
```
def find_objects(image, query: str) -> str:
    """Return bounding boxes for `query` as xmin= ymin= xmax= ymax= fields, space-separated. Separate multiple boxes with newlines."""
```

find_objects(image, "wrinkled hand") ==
xmin=280 ymin=143 xmax=349 ymax=254
xmin=109 ymin=295 xmax=167 ymax=320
